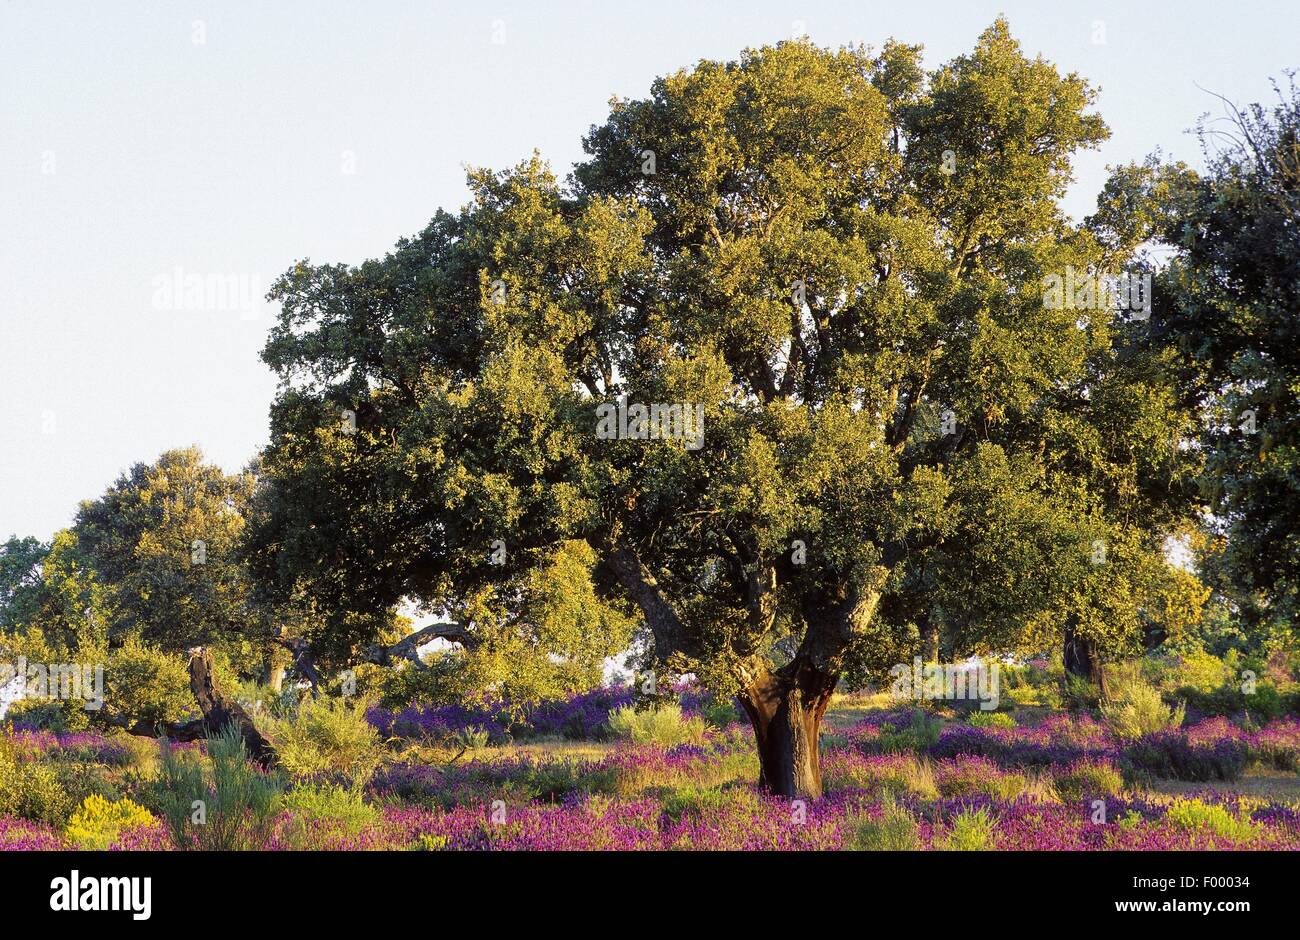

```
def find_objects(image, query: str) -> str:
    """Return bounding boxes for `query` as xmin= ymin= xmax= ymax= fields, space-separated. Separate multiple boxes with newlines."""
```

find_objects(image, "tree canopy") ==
xmin=246 ymin=20 xmax=1207 ymax=794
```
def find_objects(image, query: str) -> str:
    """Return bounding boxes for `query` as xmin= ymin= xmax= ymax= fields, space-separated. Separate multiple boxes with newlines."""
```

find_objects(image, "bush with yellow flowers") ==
xmin=65 ymin=794 xmax=155 ymax=850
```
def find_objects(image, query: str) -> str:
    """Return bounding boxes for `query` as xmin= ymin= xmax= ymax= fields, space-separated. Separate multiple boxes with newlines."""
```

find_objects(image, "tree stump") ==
xmin=188 ymin=648 xmax=276 ymax=766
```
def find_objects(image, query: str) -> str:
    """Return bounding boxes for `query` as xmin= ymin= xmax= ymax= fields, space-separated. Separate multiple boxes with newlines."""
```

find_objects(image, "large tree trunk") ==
xmin=602 ymin=540 xmax=894 ymax=801
xmin=1062 ymin=617 xmax=1109 ymax=698
xmin=738 ymin=662 xmax=837 ymax=798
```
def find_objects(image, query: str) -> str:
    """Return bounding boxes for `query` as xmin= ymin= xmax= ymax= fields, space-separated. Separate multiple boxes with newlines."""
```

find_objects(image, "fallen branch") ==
xmin=100 ymin=712 xmax=208 ymax=741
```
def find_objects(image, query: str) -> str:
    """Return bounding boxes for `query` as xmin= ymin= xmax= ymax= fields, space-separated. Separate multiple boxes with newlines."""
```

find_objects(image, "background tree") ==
xmin=69 ymin=447 xmax=268 ymax=668
xmin=1156 ymin=79 xmax=1300 ymax=641
xmin=0 ymin=536 xmax=48 ymax=633
xmin=0 ymin=448 xmax=280 ymax=730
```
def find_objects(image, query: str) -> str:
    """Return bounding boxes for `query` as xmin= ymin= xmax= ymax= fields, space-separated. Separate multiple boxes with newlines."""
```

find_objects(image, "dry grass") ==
xmin=499 ymin=739 xmax=616 ymax=762
xmin=822 ymin=691 xmax=896 ymax=731
xmin=1143 ymin=769 xmax=1300 ymax=806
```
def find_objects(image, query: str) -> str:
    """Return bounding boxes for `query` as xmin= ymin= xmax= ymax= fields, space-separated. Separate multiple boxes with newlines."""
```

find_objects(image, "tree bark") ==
xmin=733 ymin=564 xmax=891 ymax=799
xmin=920 ymin=614 xmax=940 ymax=663
xmin=737 ymin=661 xmax=837 ymax=798
xmin=187 ymin=648 xmax=276 ymax=766
xmin=1063 ymin=617 xmax=1109 ymax=698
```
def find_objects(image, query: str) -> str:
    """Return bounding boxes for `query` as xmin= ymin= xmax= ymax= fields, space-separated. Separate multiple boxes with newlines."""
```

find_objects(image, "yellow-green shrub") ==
xmin=1053 ymin=760 xmax=1124 ymax=802
xmin=844 ymin=799 xmax=921 ymax=851
xmin=280 ymin=783 xmax=381 ymax=849
xmin=939 ymin=807 xmax=996 ymax=851
xmin=1101 ymin=665 xmax=1185 ymax=739
xmin=267 ymin=695 xmax=383 ymax=783
xmin=1164 ymin=798 xmax=1258 ymax=845
xmin=607 ymin=704 xmax=706 ymax=747
xmin=65 ymin=794 xmax=153 ymax=849
xmin=0 ymin=739 xmax=73 ymax=825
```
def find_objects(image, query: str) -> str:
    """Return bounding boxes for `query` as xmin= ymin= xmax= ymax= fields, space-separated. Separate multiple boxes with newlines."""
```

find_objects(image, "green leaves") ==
xmin=249 ymin=21 xmax=1207 ymax=702
xmin=68 ymin=447 xmax=262 ymax=662
xmin=1157 ymin=80 xmax=1300 ymax=627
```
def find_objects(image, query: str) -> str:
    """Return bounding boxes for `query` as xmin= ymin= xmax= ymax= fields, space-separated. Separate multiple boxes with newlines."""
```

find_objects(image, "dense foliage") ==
xmin=0 ymin=21 xmax=1296 ymax=809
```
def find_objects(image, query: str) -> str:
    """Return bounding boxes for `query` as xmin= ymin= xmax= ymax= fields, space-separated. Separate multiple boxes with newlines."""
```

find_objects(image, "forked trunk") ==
xmin=738 ymin=663 xmax=837 ymax=798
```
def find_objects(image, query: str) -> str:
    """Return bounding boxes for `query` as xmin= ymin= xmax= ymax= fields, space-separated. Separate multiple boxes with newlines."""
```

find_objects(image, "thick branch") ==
xmin=364 ymin=622 xmax=478 ymax=666
xmin=604 ymin=545 xmax=700 ymax=663
xmin=100 ymin=712 xmax=208 ymax=741
xmin=888 ymin=348 xmax=936 ymax=452
xmin=187 ymin=648 xmax=276 ymax=765
xmin=272 ymin=633 xmax=325 ymax=688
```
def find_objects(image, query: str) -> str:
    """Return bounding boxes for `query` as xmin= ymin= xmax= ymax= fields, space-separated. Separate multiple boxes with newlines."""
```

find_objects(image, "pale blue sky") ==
xmin=2 ymin=1 xmax=1296 ymax=541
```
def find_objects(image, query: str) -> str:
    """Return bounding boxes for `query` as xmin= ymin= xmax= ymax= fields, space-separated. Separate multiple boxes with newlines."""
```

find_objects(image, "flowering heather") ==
xmin=377 ymin=798 xmax=665 ymax=851
xmin=367 ymin=702 xmax=511 ymax=742
xmin=0 ymin=816 xmax=65 ymax=850
xmin=366 ymin=682 xmax=729 ymax=744
xmin=665 ymin=792 xmax=844 ymax=850
xmin=821 ymin=750 xmax=939 ymax=799
xmin=524 ymin=686 xmax=635 ymax=738
xmin=370 ymin=734 xmax=756 ymax=810
xmin=371 ymin=753 xmax=617 ymax=809
xmin=933 ymin=755 xmax=1029 ymax=799
xmin=1187 ymin=717 xmax=1300 ymax=770
xmin=3 ymin=689 xmax=1299 ymax=852
xmin=847 ymin=710 xmax=1300 ymax=783
xmin=315 ymin=787 xmax=1300 ymax=851
xmin=4 ymin=729 xmax=133 ymax=765
xmin=263 ymin=810 xmax=396 ymax=851
xmin=378 ymin=792 xmax=841 ymax=851
xmin=107 ymin=822 xmax=170 ymax=851
xmin=366 ymin=694 xmax=633 ymax=742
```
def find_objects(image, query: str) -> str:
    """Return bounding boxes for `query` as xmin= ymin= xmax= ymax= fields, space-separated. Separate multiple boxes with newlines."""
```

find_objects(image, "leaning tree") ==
xmin=247 ymin=21 xmax=1203 ymax=796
